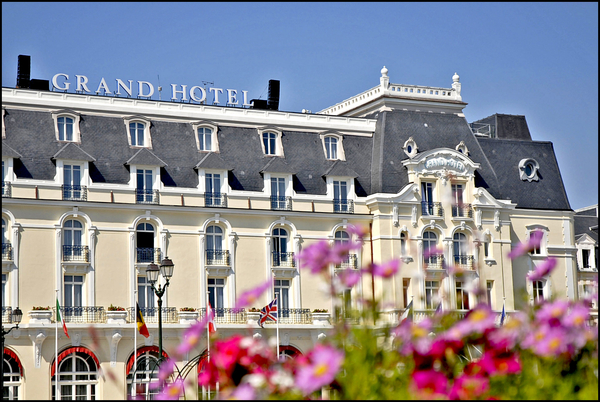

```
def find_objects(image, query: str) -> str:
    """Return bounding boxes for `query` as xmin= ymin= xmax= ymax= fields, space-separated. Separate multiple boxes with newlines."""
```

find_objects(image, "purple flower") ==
xmin=444 ymin=304 xmax=496 ymax=339
xmin=155 ymin=378 xmax=184 ymax=400
xmin=410 ymin=369 xmax=448 ymax=397
xmin=370 ymin=259 xmax=401 ymax=278
xmin=537 ymin=299 xmax=569 ymax=326
xmin=527 ymin=326 xmax=569 ymax=357
xmin=346 ymin=224 xmax=369 ymax=240
xmin=297 ymin=241 xmax=334 ymax=274
xmin=235 ymin=277 xmax=272 ymax=309
xmin=508 ymin=230 xmax=543 ymax=259
xmin=295 ymin=344 xmax=344 ymax=395
xmin=338 ymin=268 xmax=362 ymax=287
xmin=448 ymin=373 xmax=489 ymax=400
xmin=229 ymin=383 xmax=256 ymax=400
xmin=176 ymin=313 xmax=213 ymax=357
xmin=527 ymin=257 xmax=557 ymax=282
xmin=562 ymin=302 xmax=590 ymax=328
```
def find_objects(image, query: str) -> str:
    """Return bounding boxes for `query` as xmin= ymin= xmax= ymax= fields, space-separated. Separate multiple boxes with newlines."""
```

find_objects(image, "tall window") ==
xmin=400 ymin=232 xmax=407 ymax=255
xmin=421 ymin=182 xmax=434 ymax=215
xmin=451 ymin=184 xmax=464 ymax=217
xmin=455 ymin=281 xmax=470 ymax=310
xmin=453 ymin=232 xmax=468 ymax=265
xmin=63 ymin=219 xmax=84 ymax=261
xmin=581 ymin=249 xmax=591 ymax=268
xmin=3 ymin=351 xmax=22 ymax=400
xmin=402 ymin=278 xmax=410 ymax=308
xmin=530 ymin=230 xmax=542 ymax=255
xmin=206 ymin=225 xmax=224 ymax=265
xmin=486 ymin=281 xmax=494 ymax=307
xmin=136 ymin=169 xmax=154 ymax=203
xmin=423 ymin=231 xmax=438 ymax=266
xmin=2 ymin=273 xmax=6 ymax=308
xmin=272 ymin=228 xmax=290 ymax=266
xmin=52 ymin=350 xmax=98 ymax=400
xmin=127 ymin=350 xmax=160 ymax=400
xmin=64 ymin=275 xmax=83 ymax=310
xmin=58 ymin=116 xmax=74 ymax=141
xmin=63 ymin=164 xmax=82 ymax=200
xmin=274 ymin=279 xmax=290 ymax=313
xmin=136 ymin=223 xmax=156 ymax=263
xmin=425 ymin=280 xmax=439 ymax=310
xmin=205 ymin=173 xmax=221 ymax=206
xmin=130 ymin=122 xmax=145 ymax=147
xmin=324 ymin=137 xmax=338 ymax=159
xmin=197 ymin=127 xmax=213 ymax=151
xmin=138 ymin=277 xmax=156 ymax=312
xmin=333 ymin=180 xmax=348 ymax=212
xmin=263 ymin=132 xmax=276 ymax=155
xmin=271 ymin=177 xmax=287 ymax=209
xmin=533 ymin=281 xmax=544 ymax=303
xmin=208 ymin=278 xmax=225 ymax=312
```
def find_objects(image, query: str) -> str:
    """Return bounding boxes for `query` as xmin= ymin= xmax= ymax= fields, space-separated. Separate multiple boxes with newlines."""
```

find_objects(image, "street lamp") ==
xmin=1 ymin=307 xmax=23 ymax=388
xmin=146 ymin=257 xmax=174 ymax=365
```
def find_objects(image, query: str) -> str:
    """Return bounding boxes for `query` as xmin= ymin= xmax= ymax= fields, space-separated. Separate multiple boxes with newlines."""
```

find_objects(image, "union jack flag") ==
xmin=259 ymin=297 xmax=278 ymax=327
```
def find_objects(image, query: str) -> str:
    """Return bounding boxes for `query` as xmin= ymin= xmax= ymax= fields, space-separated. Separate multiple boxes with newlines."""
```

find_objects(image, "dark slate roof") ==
xmin=574 ymin=207 xmax=598 ymax=243
xmin=195 ymin=152 xmax=232 ymax=170
xmin=472 ymin=114 xmax=532 ymax=141
xmin=323 ymin=160 xmax=359 ymax=178
xmin=367 ymin=110 xmax=501 ymax=195
xmin=1 ymin=141 xmax=21 ymax=158
xmin=476 ymin=138 xmax=571 ymax=210
xmin=126 ymin=147 xmax=167 ymax=167
xmin=53 ymin=142 xmax=96 ymax=162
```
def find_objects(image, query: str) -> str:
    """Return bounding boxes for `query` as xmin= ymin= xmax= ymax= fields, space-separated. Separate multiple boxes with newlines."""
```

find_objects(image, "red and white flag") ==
xmin=207 ymin=302 xmax=216 ymax=334
xmin=56 ymin=298 xmax=70 ymax=338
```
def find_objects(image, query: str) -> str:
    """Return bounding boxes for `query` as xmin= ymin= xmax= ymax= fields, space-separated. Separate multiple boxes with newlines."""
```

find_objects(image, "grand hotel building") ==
xmin=2 ymin=60 xmax=596 ymax=399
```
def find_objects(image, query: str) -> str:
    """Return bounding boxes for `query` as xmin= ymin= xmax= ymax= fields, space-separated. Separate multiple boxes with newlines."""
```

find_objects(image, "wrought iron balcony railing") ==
xmin=336 ymin=254 xmax=358 ymax=269
xmin=62 ymin=185 xmax=88 ymax=201
xmin=424 ymin=254 xmax=445 ymax=269
xmin=2 ymin=181 xmax=11 ymax=198
xmin=263 ymin=308 xmax=312 ymax=324
xmin=272 ymin=252 xmax=295 ymax=267
xmin=452 ymin=203 xmax=473 ymax=218
xmin=421 ymin=201 xmax=443 ymax=217
xmin=128 ymin=307 xmax=178 ymax=324
xmin=206 ymin=250 xmax=230 ymax=266
xmin=333 ymin=199 xmax=354 ymax=213
xmin=62 ymin=245 xmax=90 ymax=262
xmin=204 ymin=192 xmax=227 ymax=207
xmin=2 ymin=242 xmax=13 ymax=260
xmin=199 ymin=307 xmax=246 ymax=324
xmin=2 ymin=306 xmax=12 ymax=323
xmin=271 ymin=195 xmax=292 ymax=211
xmin=53 ymin=306 xmax=106 ymax=323
xmin=454 ymin=255 xmax=475 ymax=269
xmin=135 ymin=189 xmax=159 ymax=204
xmin=136 ymin=247 xmax=162 ymax=264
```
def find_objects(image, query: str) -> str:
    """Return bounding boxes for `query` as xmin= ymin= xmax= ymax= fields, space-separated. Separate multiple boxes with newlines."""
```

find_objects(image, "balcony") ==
xmin=53 ymin=306 xmax=106 ymax=323
xmin=2 ymin=181 xmax=11 ymax=198
xmin=272 ymin=252 xmax=295 ymax=267
xmin=62 ymin=185 xmax=88 ymax=201
xmin=263 ymin=308 xmax=312 ymax=324
xmin=452 ymin=203 xmax=473 ymax=218
xmin=62 ymin=245 xmax=90 ymax=262
xmin=199 ymin=307 xmax=246 ymax=324
xmin=206 ymin=250 xmax=230 ymax=266
xmin=204 ymin=192 xmax=227 ymax=207
xmin=271 ymin=195 xmax=292 ymax=211
xmin=2 ymin=306 xmax=12 ymax=323
xmin=128 ymin=307 xmax=178 ymax=324
xmin=136 ymin=247 xmax=162 ymax=264
xmin=135 ymin=189 xmax=159 ymax=204
xmin=336 ymin=254 xmax=358 ymax=269
xmin=454 ymin=255 xmax=475 ymax=270
xmin=421 ymin=201 xmax=443 ymax=217
xmin=2 ymin=242 xmax=13 ymax=260
xmin=424 ymin=254 xmax=445 ymax=270
xmin=334 ymin=199 xmax=354 ymax=213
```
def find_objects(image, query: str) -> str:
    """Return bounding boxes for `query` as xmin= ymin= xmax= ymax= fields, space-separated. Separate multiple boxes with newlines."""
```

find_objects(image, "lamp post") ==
xmin=1 ymin=307 xmax=23 ymax=389
xmin=146 ymin=257 xmax=174 ymax=365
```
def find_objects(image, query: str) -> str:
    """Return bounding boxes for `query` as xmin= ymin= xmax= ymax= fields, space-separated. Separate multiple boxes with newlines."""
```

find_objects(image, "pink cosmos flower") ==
xmin=448 ymin=373 xmax=490 ymax=400
xmin=346 ymin=224 xmax=369 ymax=240
xmin=444 ymin=304 xmax=496 ymax=339
xmin=508 ymin=230 xmax=543 ymax=259
xmin=229 ymin=383 xmax=256 ymax=400
xmin=523 ymin=325 xmax=569 ymax=357
xmin=294 ymin=344 xmax=344 ymax=396
xmin=527 ymin=257 xmax=558 ymax=282
xmin=155 ymin=378 xmax=184 ymax=400
xmin=149 ymin=358 xmax=176 ymax=390
xmin=337 ymin=268 xmax=362 ymax=287
xmin=297 ymin=241 xmax=334 ymax=274
xmin=235 ymin=278 xmax=272 ymax=309
xmin=176 ymin=313 xmax=213 ymax=357
xmin=410 ymin=369 xmax=448 ymax=398
xmin=370 ymin=259 xmax=401 ymax=278
xmin=473 ymin=349 xmax=521 ymax=377
xmin=537 ymin=299 xmax=569 ymax=326
xmin=562 ymin=302 xmax=590 ymax=328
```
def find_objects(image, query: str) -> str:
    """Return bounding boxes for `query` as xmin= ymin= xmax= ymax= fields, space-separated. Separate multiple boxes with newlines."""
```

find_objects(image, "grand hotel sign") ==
xmin=51 ymin=73 xmax=253 ymax=106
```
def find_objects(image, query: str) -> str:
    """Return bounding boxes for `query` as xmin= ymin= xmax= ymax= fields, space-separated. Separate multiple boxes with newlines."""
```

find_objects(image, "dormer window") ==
xmin=455 ymin=141 xmax=469 ymax=155
xmin=123 ymin=117 xmax=151 ymax=148
xmin=52 ymin=111 xmax=81 ymax=143
xmin=258 ymin=128 xmax=284 ymax=157
xmin=325 ymin=137 xmax=337 ymax=159
xmin=519 ymin=158 xmax=539 ymax=182
xmin=320 ymin=132 xmax=345 ymax=161
xmin=403 ymin=137 xmax=418 ymax=159
xmin=193 ymin=122 xmax=219 ymax=152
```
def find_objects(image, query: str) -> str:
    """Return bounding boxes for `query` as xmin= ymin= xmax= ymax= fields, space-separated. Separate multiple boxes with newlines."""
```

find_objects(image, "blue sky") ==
xmin=2 ymin=2 xmax=598 ymax=210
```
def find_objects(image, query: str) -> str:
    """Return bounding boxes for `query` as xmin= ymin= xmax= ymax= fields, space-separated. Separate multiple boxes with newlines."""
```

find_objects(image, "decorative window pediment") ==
xmin=319 ymin=131 xmax=346 ymax=161
xmin=455 ymin=141 xmax=469 ymax=156
xmin=52 ymin=110 xmax=82 ymax=143
xmin=123 ymin=116 xmax=152 ymax=148
xmin=258 ymin=127 xmax=284 ymax=157
xmin=192 ymin=121 xmax=219 ymax=152
xmin=518 ymin=158 xmax=539 ymax=182
xmin=403 ymin=137 xmax=418 ymax=159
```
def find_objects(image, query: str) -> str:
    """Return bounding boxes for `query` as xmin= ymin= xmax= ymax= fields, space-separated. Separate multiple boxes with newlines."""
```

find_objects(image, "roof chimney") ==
xmin=17 ymin=55 xmax=31 ymax=89
xmin=267 ymin=79 xmax=280 ymax=110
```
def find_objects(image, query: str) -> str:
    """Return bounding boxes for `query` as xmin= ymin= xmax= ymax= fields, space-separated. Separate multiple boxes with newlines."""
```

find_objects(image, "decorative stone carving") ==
xmin=475 ymin=209 xmax=482 ymax=230
xmin=253 ymin=332 xmax=262 ymax=339
xmin=494 ymin=210 xmax=501 ymax=231
xmin=71 ymin=332 xmax=81 ymax=347
xmin=393 ymin=204 xmax=399 ymax=227
xmin=30 ymin=330 xmax=47 ymax=368
xmin=108 ymin=330 xmax=122 ymax=366
xmin=411 ymin=205 xmax=417 ymax=228
xmin=282 ymin=332 xmax=290 ymax=346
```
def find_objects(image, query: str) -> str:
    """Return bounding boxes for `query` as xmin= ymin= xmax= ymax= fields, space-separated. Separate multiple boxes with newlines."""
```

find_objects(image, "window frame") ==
xmin=320 ymin=132 xmax=345 ymax=161
xmin=3 ymin=350 xmax=22 ymax=400
xmin=258 ymin=128 xmax=284 ymax=157
xmin=192 ymin=122 xmax=219 ymax=152
xmin=52 ymin=350 xmax=98 ymax=400
xmin=52 ymin=111 xmax=81 ymax=143
xmin=526 ymin=225 xmax=549 ymax=257
xmin=123 ymin=117 xmax=152 ymax=149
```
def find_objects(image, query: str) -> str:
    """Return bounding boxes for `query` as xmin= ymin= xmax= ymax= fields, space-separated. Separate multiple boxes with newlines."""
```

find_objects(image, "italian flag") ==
xmin=56 ymin=298 xmax=70 ymax=338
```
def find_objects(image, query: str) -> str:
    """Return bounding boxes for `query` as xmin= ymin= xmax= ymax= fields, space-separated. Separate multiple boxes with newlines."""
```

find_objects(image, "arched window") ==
xmin=423 ymin=231 xmax=438 ymax=266
xmin=130 ymin=122 xmax=145 ymax=147
xmin=324 ymin=137 xmax=338 ymax=159
xmin=57 ymin=116 xmax=74 ymax=141
xmin=453 ymin=232 xmax=469 ymax=264
xmin=63 ymin=219 xmax=84 ymax=261
xmin=136 ymin=223 xmax=156 ymax=263
xmin=52 ymin=350 xmax=99 ymax=400
xmin=263 ymin=132 xmax=277 ymax=155
xmin=2 ymin=217 xmax=10 ymax=261
xmin=334 ymin=230 xmax=356 ymax=269
xmin=3 ymin=349 xmax=22 ymax=400
xmin=206 ymin=225 xmax=225 ymax=265
xmin=272 ymin=228 xmax=290 ymax=266
xmin=126 ymin=348 xmax=167 ymax=400
xmin=400 ymin=232 xmax=408 ymax=256
xmin=197 ymin=127 xmax=213 ymax=151
xmin=334 ymin=230 xmax=349 ymax=245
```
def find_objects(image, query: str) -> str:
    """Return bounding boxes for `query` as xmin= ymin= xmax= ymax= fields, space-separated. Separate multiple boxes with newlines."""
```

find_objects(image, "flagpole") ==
xmin=55 ymin=289 xmax=59 ymax=399
xmin=133 ymin=289 xmax=137 ymax=399
xmin=276 ymin=296 xmax=280 ymax=361
xmin=206 ymin=290 xmax=211 ymax=400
